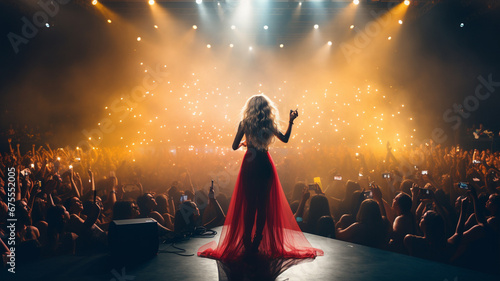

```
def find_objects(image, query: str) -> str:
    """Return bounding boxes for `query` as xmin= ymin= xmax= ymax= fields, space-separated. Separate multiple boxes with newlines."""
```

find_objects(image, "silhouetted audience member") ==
xmin=112 ymin=201 xmax=140 ymax=220
xmin=45 ymin=205 xmax=76 ymax=256
xmin=316 ymin=216 xmax=336 ymax=238
xmin=388 ymin=192 xmax=415 ymax=254
xmin=405 ymin=211 xmax=450 ymax=263
xmin=335 ymin=190 xmax=364 ymax=230
xmin=15 ymin=200 xmax=42 ymax=262
xmin=336 ymin=199 xmax=389 ymax=249
xmin=137 ymin=193 xmax=166 ymax=225
xmin=304 ymin=195 xmax=334 ymax=235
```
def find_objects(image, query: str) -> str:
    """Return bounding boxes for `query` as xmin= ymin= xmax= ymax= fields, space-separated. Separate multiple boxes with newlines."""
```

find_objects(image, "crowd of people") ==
xmin=0 ymin=138 xmax=499 ymax=275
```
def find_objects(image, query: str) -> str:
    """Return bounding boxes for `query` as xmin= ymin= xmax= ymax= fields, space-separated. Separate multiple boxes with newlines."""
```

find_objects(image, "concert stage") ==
xmin=4 ymin=226 xmax=497 ymax=281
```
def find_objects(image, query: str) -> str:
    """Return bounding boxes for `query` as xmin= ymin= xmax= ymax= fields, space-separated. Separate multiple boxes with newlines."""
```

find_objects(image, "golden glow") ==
xmin=149 ymin=0 xmax=155 ymax=5
xmin=79 ymin=0 xmax=417 ymax=157
xmin=353 ymin=0 xmax=359 ymax=5
xmin=92 ymin=0 xmax=97 ymax=5
xmin=404 ymin=0 xmax=410 ymax=5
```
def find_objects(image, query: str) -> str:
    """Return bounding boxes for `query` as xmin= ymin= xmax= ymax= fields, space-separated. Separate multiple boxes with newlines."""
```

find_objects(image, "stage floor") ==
xmin=3 ymin=226 xmax=497 ymax=281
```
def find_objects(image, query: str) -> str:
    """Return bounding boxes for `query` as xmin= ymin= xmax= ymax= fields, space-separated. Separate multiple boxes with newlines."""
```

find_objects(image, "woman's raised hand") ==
xmin=237 ymin=140 xmax=247 ymax=149
xmin=289 ymin=109 xmax=299 ymax=123
xmin=301 ymin=186 xmax=311 ymax=201
xmin=370 ymin=183 xmax=383 ymax=202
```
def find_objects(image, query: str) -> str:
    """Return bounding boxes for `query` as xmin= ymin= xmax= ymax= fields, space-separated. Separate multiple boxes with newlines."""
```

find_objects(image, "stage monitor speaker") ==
xmin=108 ymin=218 xmax=159 ymax=260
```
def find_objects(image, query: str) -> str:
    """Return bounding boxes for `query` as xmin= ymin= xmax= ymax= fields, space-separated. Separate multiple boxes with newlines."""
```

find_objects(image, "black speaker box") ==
xmin=108 ymin=218 xmax=159 ymax=260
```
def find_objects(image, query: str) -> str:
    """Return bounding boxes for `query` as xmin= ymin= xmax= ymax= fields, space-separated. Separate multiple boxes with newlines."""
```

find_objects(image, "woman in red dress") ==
xmin=198 ymin=94 xmax=323 ymax=262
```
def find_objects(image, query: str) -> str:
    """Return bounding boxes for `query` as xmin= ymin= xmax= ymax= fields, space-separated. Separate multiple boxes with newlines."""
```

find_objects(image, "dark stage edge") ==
xmin=2 ymin=226 xmax=497 ymax=281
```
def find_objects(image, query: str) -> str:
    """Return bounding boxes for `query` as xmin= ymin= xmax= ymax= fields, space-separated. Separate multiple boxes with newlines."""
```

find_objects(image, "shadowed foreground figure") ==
xmin=198 ymin=95 xmax=323 ymax=279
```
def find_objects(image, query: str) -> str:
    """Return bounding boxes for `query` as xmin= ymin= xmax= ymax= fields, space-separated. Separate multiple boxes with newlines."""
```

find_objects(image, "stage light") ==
xmin=280 ymin=44 xmax=284 ymax=48
xmin=154 ymin=25 xmax=158 ymax=29
xmin=398 ymin=20 xmax=403 ymax=24
xmin=314 ymin=24 xmax=319 ymax=29
xmin=193 ymin=25 xmax=198 ymax=29
xmin=92 ymin=0 xmax=97 ymax=5
xmin=350 ymin=25 xmax=354 ymax=29
xmin=207 ymin=44 xmax=211 ymax=48
xmin=137 ymin=37 xmax=141 ymax=41
xmin=404 ymin=0 xmax=410 ymax=5
xmin=148 ymin=0 xmax=155 ymax=5
xmin=196 ymin=0 xmax=202 ymax=4
xmin=263 ymin=25 xmax=268 ymax=30
xmin=299 ymin=2 xmax=302 ymax=6
xmin=45 ymin=23 xmax=50 ymax=28
xmin=229 ymin=43 xmax=234 ymax=48
xmin=249 ymin=46 xmax=253 ymax=51
xmin=388 ymin=36 xmax=392 ymax=40
xmin=328 ymin=41 xmax=332 ymax=46
xmin=460 ymin=23 xmax=464 ymax=27
xmin=353 ymin=0 xmax=359 ymax=5
xmin=231 ymin=25 xmax=236 ymax=30
xmin=107 ymin=19 xmax=112 ymax=23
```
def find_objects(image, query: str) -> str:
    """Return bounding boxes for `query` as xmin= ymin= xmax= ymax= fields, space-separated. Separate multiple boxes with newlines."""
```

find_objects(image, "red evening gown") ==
xmin=198 ymin=148 xmax=323 ymax=261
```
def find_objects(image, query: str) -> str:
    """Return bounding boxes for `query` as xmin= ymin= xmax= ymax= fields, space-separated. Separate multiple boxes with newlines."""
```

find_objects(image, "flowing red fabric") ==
xmin=198 ymin=149 xmax=323 ymax=261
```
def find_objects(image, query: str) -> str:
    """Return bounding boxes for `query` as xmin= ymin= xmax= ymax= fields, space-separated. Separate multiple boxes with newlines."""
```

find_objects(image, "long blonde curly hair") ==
xmin=241 ymin=94 xmax=280 ymax=150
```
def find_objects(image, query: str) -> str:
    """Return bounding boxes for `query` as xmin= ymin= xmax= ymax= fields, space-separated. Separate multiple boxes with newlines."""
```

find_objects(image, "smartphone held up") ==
xmin=362 ymin=190 xmax=373 ymax=200
xmin=458 ymin=182 xmax=469 ymax=190
xmin=419 ymin=188 xmax=433 ymax=199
